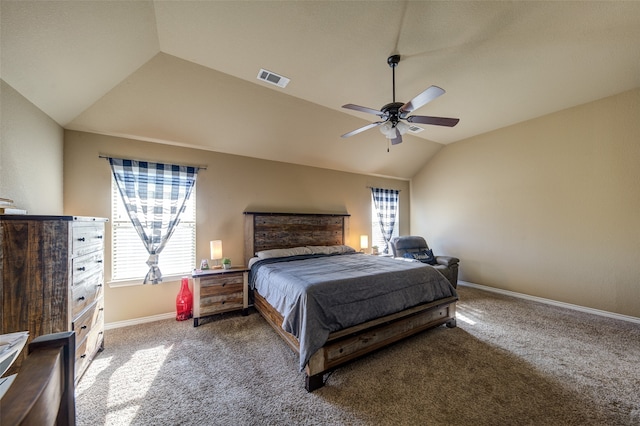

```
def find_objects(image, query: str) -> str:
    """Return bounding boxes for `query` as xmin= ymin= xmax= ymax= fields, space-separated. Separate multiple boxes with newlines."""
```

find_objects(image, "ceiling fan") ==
xmin=341 ymin=55 xmax=459 ymax=146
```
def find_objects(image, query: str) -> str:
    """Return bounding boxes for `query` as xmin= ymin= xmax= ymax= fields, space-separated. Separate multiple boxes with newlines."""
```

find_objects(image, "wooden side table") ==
xmin=192 ymin=267 xmax=249 ymax=327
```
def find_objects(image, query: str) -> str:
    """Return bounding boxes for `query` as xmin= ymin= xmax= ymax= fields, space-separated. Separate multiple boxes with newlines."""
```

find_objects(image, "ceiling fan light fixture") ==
xmin=379 ymin=122 xmax=395 ymax=138
xmin=396 ymin=121 xmax=410 ymax=135
xmin=380 ymin=120 xmax=410 ymax=139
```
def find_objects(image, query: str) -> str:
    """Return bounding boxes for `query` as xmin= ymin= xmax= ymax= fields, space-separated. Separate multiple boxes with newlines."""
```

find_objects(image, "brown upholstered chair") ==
xmin=0 ymin=331 xmax=76 ymax=426
xmin=390 ymin=236 xmax=459 ymax=288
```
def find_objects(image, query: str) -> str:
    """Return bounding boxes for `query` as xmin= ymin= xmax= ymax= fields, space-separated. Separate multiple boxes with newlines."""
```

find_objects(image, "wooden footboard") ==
xmin=254 ymin=291 xmax=457 ymax=391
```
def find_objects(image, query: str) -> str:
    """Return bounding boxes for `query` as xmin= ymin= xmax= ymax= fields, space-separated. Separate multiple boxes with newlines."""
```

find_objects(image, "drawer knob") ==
xmin=222 ymin=301 xmax=226 ymax=304
xmin=78 ymin=266 xmax=86 ymax=271
xmin=80 ymin=354 xmax=87 ymax=359
xmin=99 ymin=308 xmax=104 ymax=311
xmin=97 ymin=259 xmax=103 ymax=263
xmin=97 ymin=284 xmax=103 ymax=287
xmin=78 ymin=296 xmax=85 ymax=301
xmin=77 ymin=237 xmax=85 ymax=242
xmin=222 ymin=283 xmax=226 ymax=287
xmin=97 ymin=235 xmax=103 ymax=239
xmin=81 ymin=325 xmax=88 ymax=330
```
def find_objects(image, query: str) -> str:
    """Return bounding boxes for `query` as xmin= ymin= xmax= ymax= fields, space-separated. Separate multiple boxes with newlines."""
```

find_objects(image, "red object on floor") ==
xmin=176 ymin=277 xmax=193 ymax=321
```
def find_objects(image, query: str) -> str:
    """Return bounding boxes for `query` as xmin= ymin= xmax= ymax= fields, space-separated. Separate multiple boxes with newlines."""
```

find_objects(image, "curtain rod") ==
xmin=366 ymin=186 xmax=401 ymax=192
xmin=98 ymin=155 xmax=207 ymax=170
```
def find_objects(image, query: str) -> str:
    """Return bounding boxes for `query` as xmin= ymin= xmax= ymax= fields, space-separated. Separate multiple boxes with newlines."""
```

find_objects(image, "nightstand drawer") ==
xmin=199 ymin=276 xmax=243 ymax=314
xmin=199 ymin=290 xmax=244 ymax=315
xmin=200 ymin=273 xmax=244 ymax=289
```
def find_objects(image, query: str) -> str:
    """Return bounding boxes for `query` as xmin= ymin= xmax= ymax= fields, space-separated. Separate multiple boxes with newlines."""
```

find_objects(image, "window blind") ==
xmin=111 ymin=177 xmax=196 ymax=282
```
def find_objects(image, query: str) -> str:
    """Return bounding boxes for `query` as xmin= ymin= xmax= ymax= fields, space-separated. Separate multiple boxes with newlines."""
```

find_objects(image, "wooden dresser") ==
xmin=0 ymin=215 xmax=106 ymax=383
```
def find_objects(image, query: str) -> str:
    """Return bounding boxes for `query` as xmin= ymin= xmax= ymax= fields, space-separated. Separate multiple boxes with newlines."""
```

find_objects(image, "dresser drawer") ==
xmin=74 ymin=316 xmax=104 ymax=379
xmin=72 ymin=251 xmax=104 ymax=286
xmin=75 ymin=337 xmax=89 ymax=378
xmin=85 ymin=313 xmax=104 ymax=356
xmin=72 ymin=222 xmax=104 ymax=257
xmin=71 ymin=272 xmax=104 ymax=318
xmin=73 ymin=298 xmax=104 ymax=344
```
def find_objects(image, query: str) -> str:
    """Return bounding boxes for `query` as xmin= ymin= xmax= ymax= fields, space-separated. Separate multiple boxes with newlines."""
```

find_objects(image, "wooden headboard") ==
xmin=243 ymin=212 xmax=350 ymax=266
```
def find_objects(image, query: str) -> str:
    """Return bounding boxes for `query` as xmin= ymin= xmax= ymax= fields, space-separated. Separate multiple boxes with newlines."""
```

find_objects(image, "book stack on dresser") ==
xmin=0 ymin=198 xmax=27 ymax=215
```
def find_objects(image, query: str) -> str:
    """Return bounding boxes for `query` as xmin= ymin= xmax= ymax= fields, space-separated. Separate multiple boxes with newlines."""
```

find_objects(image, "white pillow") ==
xmin=306 ymin=245 xmax=356 ymax=255
xmin=340 ymin=245 xmax=357 ymax=253
xmin=256 ymin=246 xmax=312 ymax=259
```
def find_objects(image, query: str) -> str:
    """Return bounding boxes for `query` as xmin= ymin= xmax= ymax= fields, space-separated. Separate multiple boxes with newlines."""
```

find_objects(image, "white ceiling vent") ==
xmin=257 ymin=68 xmax=290 ymax=88
xmin=408 ymin=125 xmax=424 ymax=134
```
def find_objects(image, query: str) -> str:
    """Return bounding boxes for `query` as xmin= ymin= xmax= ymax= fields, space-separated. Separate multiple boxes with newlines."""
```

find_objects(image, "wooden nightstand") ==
xmin=191 ymin=267 xmax=249 ymax=327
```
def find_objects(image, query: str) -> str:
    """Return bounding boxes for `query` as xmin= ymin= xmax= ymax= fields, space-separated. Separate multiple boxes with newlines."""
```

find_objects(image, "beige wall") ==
xmin=64 ymin=130 xmax=410 ymax=323
xmin=1 ymin=80 xmax=64 ymax=213
xmin=411 ymin=88 xmax=640 ymax=318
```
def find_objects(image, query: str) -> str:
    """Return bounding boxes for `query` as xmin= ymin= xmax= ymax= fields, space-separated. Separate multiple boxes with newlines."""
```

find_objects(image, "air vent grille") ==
xmin=257 ymin=68 xmax=290 ymax=88
xmin=408 ymin=125 xmax=424 ymax=133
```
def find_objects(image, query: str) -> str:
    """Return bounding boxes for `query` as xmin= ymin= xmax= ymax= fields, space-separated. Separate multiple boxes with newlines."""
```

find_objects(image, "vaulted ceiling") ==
xmin=2 ymin=1 xmax=639 ymax=179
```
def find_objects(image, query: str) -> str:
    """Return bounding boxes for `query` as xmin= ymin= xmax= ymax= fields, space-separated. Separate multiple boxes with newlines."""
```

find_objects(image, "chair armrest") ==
xmin=1 ymin=331 xmax=76 ymax=426
xmin=435 ymin=256 xmax=459 ymax=267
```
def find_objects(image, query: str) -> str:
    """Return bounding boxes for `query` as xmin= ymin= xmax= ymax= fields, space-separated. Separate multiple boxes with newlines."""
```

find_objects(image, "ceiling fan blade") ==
xmin=342 ymin=104 xmax=384 ymax=116
xmin=407 ymin=115 xmax=460 ymax=127
xmin=341 ymin=121 xmax=384 ymax=138
xmin=400 ymin=86 xmax=445 ymax=114
xmin=388 ymin=126 xmax=402 ymax=145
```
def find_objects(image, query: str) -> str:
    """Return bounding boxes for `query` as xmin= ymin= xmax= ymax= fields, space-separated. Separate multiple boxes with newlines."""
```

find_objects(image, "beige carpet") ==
xmin=76 ymin=286 xmax=640 ymax=425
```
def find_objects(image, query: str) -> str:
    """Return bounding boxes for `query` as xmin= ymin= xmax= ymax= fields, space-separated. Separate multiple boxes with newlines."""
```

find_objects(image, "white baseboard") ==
xmin=104 ymin=283 xmax=640 ymax=330
xmin=105 ymin=312 xmax=176 ymax=330
xmin=459 ymin=281 xmax=640 ymax=325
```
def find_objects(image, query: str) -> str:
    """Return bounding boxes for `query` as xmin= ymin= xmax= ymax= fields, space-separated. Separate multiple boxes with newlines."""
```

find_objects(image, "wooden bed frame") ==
xmin=243 ymin=212 xmax=457 ymax=391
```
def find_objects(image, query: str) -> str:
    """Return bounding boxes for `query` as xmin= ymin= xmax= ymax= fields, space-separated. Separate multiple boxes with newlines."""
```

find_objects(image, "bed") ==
xmin=244 ymin=212 xmax=458 ymax=391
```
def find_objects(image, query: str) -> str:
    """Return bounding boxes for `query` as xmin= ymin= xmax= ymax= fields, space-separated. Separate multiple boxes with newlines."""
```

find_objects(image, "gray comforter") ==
xmin=250 ymin=252 xmax=458 ymax=371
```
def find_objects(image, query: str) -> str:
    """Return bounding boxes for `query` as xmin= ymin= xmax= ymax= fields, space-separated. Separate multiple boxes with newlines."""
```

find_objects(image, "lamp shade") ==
xmin=360 ymin=235 xmax=369 ymax=250
xmin=210 ymin=240 xmax=223 ymax=260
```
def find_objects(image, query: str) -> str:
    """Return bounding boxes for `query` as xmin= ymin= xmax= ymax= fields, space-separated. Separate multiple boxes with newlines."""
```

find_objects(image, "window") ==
xmin=371 ymin=191 xmax=399 ymax=254
xmin=111 ymin=177 xmax=196 ymax=283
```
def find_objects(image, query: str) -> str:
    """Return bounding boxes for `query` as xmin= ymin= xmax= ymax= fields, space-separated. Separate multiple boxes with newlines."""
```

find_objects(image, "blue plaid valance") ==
xmin=109 ymin=158 xmax=199 ymax=284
